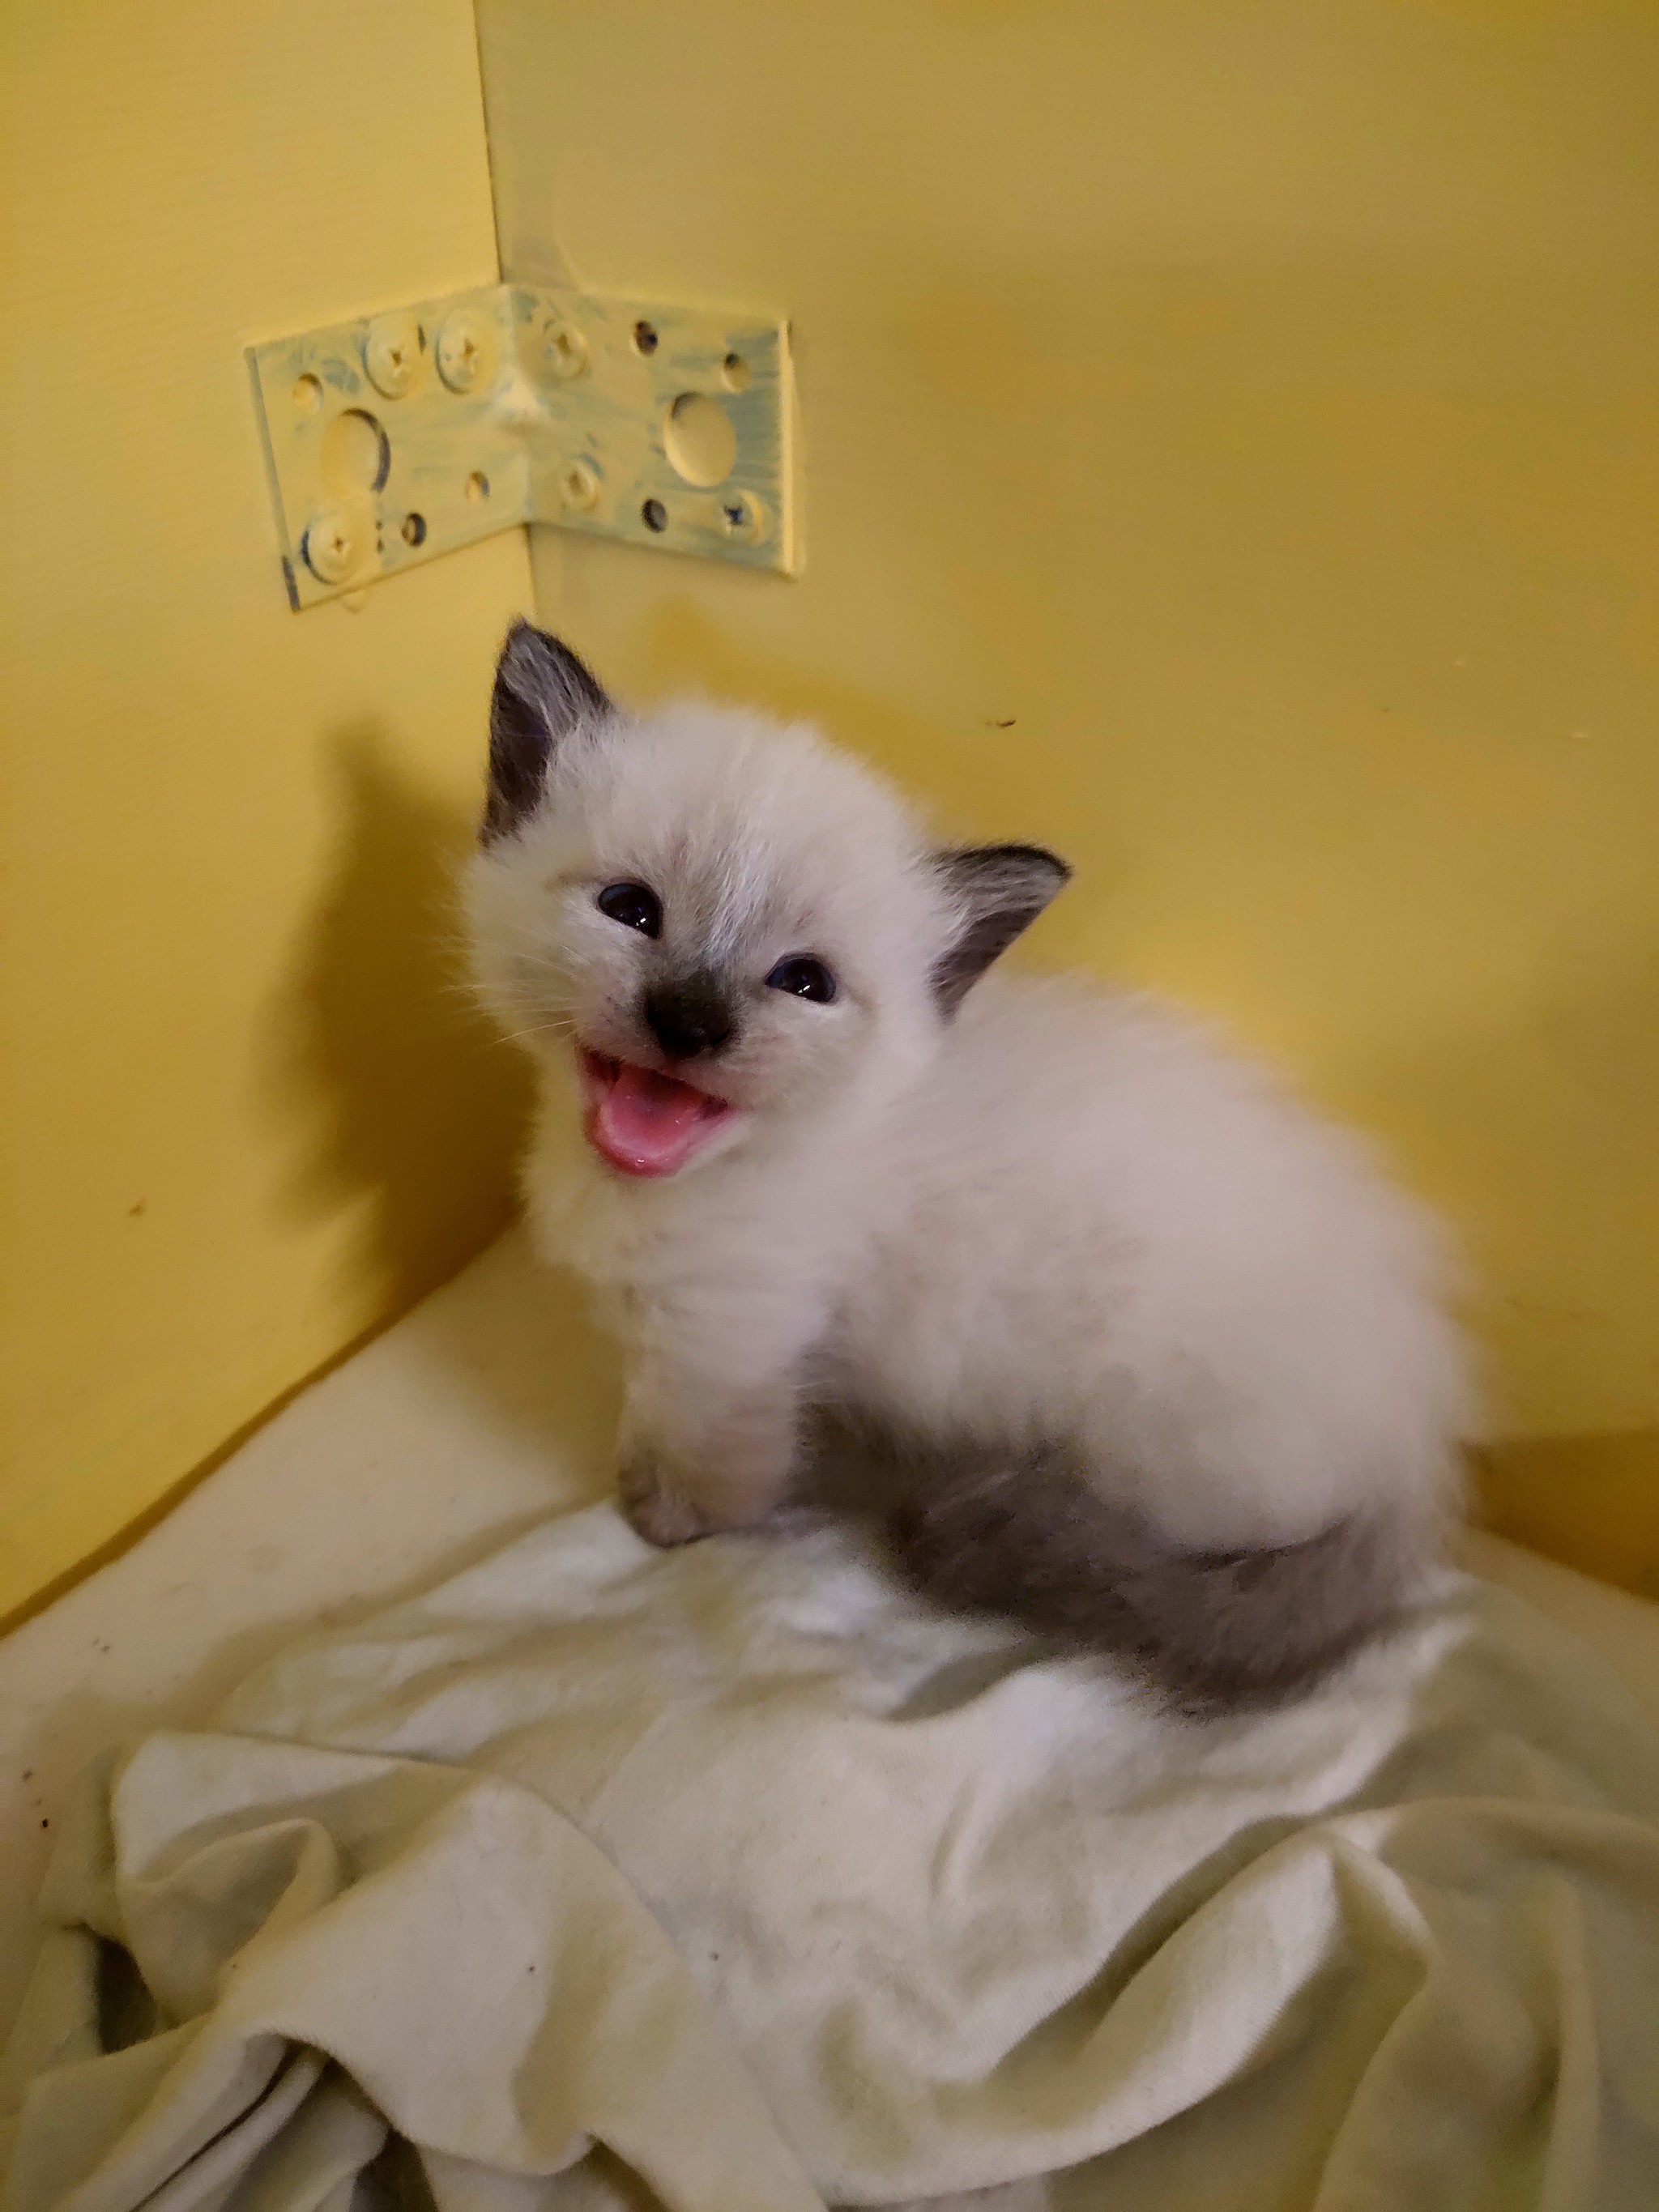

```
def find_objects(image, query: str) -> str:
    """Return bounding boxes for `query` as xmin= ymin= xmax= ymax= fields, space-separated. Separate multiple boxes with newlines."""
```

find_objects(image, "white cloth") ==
xmin=4 ymin=1505 xmax=1658 ymax=2209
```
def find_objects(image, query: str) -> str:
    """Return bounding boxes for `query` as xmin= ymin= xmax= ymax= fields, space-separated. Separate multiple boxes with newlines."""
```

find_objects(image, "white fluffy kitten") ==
xmin=468 ymin=622 xmax=1473 ymax=1708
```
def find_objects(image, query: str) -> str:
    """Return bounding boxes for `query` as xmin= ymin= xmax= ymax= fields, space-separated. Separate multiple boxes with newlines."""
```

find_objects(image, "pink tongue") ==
xmin=592 ymin=1062 xmax=724 ymax=1177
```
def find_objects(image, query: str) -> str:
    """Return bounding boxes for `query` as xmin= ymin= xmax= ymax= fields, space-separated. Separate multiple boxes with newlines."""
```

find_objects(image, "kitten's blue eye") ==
xmin=766 ymin=956 xmax=837 ymax=1004
xmin=596 ymin=882 xmax=662 ymax=938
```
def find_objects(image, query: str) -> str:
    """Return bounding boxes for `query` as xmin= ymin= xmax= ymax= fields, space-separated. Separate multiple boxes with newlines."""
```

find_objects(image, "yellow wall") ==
xmin=0 ymin=2 xmax=534 ymax=1622
xmin=479 ymin=0 xmax=1659 ymax=1595
xmin=2 ymin=1 xmax=1653 ymax=1622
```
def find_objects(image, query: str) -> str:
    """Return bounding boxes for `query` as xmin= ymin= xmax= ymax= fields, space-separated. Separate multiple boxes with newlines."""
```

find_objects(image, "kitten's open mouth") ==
xmin=578 ymin=1048 xmax=738 ymax=1178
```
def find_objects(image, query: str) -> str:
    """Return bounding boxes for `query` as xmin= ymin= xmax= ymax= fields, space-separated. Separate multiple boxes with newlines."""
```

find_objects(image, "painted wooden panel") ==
xmin=478 ymin=0 xmax=1659 ymax=1594
xmin=0 ymin=2 xmax=535 ymax=1622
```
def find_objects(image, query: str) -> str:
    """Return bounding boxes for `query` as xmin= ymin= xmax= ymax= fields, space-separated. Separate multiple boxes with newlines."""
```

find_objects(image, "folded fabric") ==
xmin=4 ymin=1507 xmax=1658 ymax=2209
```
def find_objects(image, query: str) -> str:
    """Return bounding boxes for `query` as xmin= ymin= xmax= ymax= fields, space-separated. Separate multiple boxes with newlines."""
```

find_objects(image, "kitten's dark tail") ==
xmin=886 ymin=1447 xmax=1440 ymax=1715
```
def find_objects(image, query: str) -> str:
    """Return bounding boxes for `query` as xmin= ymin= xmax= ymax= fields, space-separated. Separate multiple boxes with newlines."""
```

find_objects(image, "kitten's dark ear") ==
xmin=932 ymin=843 xmax=1072 ymax=1014
xmin=483 ymin=620 xmax=614 ymax=845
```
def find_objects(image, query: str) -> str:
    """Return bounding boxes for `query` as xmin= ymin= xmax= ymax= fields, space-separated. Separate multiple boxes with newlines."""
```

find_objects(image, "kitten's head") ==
xmin=466 ymin=621 xmax=1069 ymax=1179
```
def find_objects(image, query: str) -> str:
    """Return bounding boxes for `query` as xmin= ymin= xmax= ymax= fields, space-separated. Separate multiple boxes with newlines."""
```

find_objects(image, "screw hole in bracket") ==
xmin=641 ymin=497 xmax=667 ymax=532
xmin=663 ymin=392 xmax=737 ymax=487
xmin=401 ymin=512 xmax=428 ymax=547
xmin=632 ymin=319 xmax=659 ymax=356
xmin=321 ymin=409 xmax=390 ymax=497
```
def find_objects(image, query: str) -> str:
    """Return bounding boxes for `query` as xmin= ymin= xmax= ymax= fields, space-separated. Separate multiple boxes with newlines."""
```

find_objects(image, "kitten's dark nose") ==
xmin=643 ymin=980 xmax=734 ymax=1061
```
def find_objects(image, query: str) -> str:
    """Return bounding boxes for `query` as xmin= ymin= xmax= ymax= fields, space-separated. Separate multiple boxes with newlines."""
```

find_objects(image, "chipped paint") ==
xmin=248 ymin=285 xmax=797 ymax=608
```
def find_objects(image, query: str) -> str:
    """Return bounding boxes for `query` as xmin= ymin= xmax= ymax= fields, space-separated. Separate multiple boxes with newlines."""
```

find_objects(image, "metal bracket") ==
xmin=247 ymin=284 xmax=797 ymax=608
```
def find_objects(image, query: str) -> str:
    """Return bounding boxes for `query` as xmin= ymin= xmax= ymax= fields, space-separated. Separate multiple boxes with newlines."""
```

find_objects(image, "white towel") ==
xmin=4 ymin=1505 xmax=1658 ymax=2209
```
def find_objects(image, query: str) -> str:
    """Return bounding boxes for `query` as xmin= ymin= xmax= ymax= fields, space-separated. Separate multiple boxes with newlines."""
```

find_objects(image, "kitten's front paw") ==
xmin=619 ymin=1464 xmax=722 ymax=1549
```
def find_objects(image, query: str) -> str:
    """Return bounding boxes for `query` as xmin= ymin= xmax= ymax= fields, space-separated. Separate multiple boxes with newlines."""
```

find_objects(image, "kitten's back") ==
xmin=844 ymin=974 xmax=1470 ymax=1558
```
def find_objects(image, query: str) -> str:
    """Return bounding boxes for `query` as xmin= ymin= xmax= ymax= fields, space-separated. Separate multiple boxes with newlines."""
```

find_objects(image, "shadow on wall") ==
xmin=262 ymin=720 xmax=531 ymax=1309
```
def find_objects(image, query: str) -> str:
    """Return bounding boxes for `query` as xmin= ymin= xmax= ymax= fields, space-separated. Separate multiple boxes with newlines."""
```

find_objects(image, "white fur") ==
xmin=468 ymin=697 xmax=1473 ymax=1554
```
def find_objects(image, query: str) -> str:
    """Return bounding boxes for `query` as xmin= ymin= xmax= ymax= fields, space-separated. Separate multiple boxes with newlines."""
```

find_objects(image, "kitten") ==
xmin=467 ymin=620 xmax=1473 ymax=1710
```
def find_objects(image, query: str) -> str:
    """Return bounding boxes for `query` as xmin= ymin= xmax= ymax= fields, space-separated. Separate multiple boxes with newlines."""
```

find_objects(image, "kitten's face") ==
xmin=467 ymin=624 xmax=1068 ymax=1181
xmin=471 ymin=705 xmax=945 ymax=1174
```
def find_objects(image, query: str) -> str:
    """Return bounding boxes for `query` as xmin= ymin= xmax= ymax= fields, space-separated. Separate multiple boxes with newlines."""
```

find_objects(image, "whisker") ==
xmin=493 ymin=1018 xmax=576 ymax=1049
